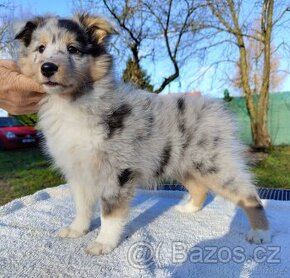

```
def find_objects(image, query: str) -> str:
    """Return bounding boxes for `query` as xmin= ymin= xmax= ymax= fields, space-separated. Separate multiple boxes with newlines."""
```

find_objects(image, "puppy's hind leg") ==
xmin=239 ymin=196 xmax=270 ymax=244
xmin=206 ymin=173 xmax=271 ymax=244
xmin=175 ymin=177 xmax=209 ymax=213
xmin=86 ymin=187 xmax=134 ymax=255
xmin=59 ymin=181 xmax=98 ymax=238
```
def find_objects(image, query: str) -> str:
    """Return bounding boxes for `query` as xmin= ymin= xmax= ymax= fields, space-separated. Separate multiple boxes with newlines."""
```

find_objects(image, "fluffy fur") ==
xmin=15 ymin=13 xmax=271 ymax=255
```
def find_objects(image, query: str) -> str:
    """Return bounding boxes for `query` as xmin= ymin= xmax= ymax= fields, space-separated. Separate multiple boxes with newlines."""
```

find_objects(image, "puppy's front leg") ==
xmin=59 ymin=181 xmax=98 ymax=238
xmin=86 ymin=190 xmax=132 ymax=255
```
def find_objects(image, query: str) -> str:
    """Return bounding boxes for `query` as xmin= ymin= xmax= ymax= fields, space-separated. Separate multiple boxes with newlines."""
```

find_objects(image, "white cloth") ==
xmin=0 ymin=185 xmax=289 ymax=277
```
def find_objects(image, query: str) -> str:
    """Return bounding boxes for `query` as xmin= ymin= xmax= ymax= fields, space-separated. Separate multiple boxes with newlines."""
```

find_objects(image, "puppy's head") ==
xmin=15 ymin=13 xmax=117 ymax=96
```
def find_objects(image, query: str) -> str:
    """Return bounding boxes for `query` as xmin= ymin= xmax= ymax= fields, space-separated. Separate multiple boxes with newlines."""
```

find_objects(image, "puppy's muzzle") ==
xmin=41 ymin=62 xmax=58 ymax=77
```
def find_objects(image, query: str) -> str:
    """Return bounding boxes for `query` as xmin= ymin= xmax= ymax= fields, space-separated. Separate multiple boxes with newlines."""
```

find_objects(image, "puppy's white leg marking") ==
xmin=59 ymin=182 xmax=97 ymax=238
xmin=246 ymin=228 xmax=271 ymax=244
xmin=86 ymin=189 xmax=132 ymax=255
xmin=175 ymin=196 xmax=201 ymax=213
xmin=86 ymin=215 xmax=125 ymax=255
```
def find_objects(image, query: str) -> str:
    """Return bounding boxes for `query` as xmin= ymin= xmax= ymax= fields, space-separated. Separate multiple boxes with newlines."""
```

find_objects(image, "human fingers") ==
xmin=0 ymin=61 xmax=44 ymax=93
xmin=0 ymin=59 xmax=19 ymax=72
xmin=0 ymin=98 xmax=39 ymax=115
xmin=0 ymin=91 xmax=44 ymax=114
xmin=7 ymin=71 xmax=44 ymax=93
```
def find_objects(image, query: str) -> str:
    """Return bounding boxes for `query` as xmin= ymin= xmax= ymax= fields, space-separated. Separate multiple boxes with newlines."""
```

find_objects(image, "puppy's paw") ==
xmin=246 ymin=229 xmax=271 ymax=244
xmin=85 ymin=241 xmax=115 ymax=256
xmin=174 ymin=202 xmax=201 ymax=213
xmin=58 ymin=226 xmax=87 ymax=239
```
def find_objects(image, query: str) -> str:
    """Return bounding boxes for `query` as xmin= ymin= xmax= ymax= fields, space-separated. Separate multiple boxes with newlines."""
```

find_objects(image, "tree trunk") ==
xmin=251 ymin=119 xmax=271 ymax=150
xmin=253 ymin=88 xmax=272 ymax=149
xmin=238 ymin=36 xmax=272 ymax=149
xmin=252 ymin=0 xmax=274 ymax=150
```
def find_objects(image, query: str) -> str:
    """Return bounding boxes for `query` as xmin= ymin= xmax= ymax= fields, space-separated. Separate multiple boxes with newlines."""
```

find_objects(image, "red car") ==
xmin=0 ymin=117 xmax=39 ymax=150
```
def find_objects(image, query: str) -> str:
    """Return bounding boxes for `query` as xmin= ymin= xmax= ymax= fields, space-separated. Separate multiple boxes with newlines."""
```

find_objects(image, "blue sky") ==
xmin=5 ymin=0 xmax=290 ymax=97
xmin=15 ymin=0 xmax=71 ymax=16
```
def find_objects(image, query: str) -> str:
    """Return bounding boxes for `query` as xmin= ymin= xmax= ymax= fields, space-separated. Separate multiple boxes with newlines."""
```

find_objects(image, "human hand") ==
xmin=0 ymin=60 xmax=45 ymax=115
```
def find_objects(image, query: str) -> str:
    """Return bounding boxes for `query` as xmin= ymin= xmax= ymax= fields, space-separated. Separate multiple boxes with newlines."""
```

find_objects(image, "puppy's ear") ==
xmin=76 ymin=13 xmax=117 ymax=44
xmin=15 ymin=17 xmax=45 ymax=47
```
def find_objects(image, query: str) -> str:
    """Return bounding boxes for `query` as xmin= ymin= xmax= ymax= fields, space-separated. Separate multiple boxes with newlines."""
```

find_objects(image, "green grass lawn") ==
xmin=0 ymin=146 xmax=289 ymax=206
xmin=253 ymin=146 xmax=290 ymax=189
xmin=0 ymin=147 xmax=64 ymax=206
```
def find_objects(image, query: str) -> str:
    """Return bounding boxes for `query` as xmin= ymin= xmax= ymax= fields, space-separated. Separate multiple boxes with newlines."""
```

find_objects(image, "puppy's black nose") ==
xmin=41 ymin=62 xmax=58 ymax=77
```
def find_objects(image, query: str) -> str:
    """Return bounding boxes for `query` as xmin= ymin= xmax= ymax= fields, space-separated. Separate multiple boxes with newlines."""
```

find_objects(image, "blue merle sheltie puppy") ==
xmin=15 ymin=13 xmax=271 ymax=255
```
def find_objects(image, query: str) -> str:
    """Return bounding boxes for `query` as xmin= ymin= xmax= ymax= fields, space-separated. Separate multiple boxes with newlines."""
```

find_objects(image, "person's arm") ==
xmin=0 ymin=60 xmax=45 ymax=115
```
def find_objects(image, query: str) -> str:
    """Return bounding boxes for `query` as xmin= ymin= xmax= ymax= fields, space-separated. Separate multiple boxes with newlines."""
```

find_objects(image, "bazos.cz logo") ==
xmin=127 ymin=241 xmax=281 ymax=269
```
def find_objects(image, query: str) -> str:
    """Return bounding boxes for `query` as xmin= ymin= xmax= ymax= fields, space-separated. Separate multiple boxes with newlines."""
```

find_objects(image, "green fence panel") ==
xmin=226 ymin=92 xmax=290 ymax=146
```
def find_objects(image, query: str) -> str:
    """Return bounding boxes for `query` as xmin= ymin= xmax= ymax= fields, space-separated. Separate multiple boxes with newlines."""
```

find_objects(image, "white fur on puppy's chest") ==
xmin=39 ymin=96 xmax=104 ymax=173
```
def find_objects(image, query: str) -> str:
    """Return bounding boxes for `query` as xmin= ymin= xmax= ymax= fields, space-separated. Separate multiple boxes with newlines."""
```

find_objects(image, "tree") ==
xmin=199 ymin=0 xmax=290 ymax=149
xmin=142 ymin=0 xmax=204 ymax=93
xmin=102 ymin=0 xmax=155 ymax=91
xmin=223 ymin=89 xmax=233 ymax=102
xmin=122 ymin=57 xmax=154 ymax=91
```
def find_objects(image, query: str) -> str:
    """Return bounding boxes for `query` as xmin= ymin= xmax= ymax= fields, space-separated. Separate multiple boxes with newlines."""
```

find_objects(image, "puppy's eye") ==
xmin=38 ymin=45 xmax=45 ymax=53
xmin=67 ymin=46 xmax=80 ymax=54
